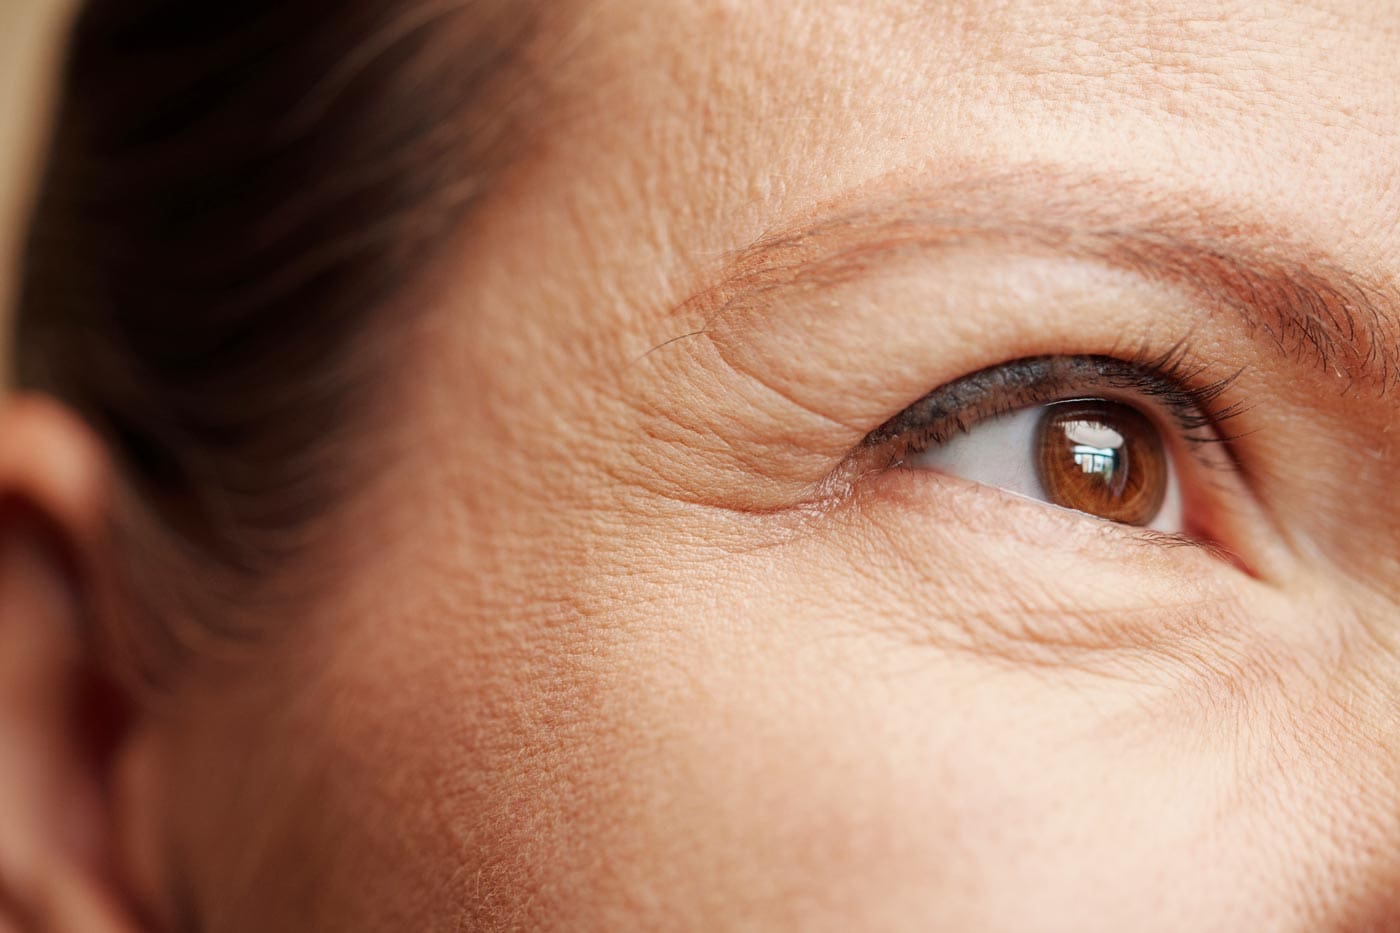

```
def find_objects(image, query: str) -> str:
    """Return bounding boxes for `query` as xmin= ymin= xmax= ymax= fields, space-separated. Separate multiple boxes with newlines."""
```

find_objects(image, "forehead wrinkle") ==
xmin=885 ymin=3 xmax=1399 ymax=197
xmin=669 ymin=168 xmax=1400 ymax=396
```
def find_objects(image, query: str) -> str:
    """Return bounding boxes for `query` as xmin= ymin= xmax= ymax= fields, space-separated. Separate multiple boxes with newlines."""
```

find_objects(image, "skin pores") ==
xmin=132 ymin=2 xmax=1400 ymax=930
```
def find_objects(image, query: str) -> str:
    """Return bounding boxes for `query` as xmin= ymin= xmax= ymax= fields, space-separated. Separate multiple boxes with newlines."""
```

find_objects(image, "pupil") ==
xmin=1034 ymin=400 xmax=1166 ymax=526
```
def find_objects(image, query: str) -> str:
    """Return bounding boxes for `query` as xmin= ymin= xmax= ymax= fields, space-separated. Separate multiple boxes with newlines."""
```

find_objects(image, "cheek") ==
xmin=434 ymin=518 xmax=1400 ymax=933
xmin=508 ymin=574 xmax=1196 ymax=932
xmin=239 ymin=469 xmax=1400 ymax=933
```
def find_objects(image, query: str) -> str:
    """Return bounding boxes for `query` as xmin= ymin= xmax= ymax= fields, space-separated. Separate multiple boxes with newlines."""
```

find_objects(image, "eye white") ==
xmin=905 ymin=405 xmax=1183 ymax=533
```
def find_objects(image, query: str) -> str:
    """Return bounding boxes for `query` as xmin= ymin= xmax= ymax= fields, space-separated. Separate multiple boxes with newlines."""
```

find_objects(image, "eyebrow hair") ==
xmin=672 ymin=169 xmax=1399 ymax=395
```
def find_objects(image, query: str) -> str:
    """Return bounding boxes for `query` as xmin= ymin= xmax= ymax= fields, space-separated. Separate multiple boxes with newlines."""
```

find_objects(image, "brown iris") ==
xmin=1034 ymin=400 xmax=1168 ymax=526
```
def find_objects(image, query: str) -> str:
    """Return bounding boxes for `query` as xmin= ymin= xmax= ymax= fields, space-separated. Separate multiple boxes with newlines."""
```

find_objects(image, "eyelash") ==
xmin=861 ymin=343 xmax=1249 ymax=469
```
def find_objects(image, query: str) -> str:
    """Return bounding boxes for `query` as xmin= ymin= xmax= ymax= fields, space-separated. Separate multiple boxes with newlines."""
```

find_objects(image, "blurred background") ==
xmin=0 ymin=0 xmax=75 ymax=384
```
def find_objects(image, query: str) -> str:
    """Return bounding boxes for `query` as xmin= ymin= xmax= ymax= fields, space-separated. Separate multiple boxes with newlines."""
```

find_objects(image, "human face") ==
xmin=148 ymin=2 xmax=1400 ymax=929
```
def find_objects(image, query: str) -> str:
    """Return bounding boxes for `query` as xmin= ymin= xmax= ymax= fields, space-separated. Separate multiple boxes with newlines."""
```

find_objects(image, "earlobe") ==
xmin=0 ymin=394 xmax=158 ymax=931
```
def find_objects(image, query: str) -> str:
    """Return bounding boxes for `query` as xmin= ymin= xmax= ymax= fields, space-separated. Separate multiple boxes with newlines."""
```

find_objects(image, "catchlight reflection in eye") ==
xmin=908 ymin=398 xmax=1182 ymax=532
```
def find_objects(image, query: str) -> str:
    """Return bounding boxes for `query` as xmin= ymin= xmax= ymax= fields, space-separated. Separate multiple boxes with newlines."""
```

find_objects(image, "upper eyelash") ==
xmin=861 ymin=343 xmax=1249 ymax=461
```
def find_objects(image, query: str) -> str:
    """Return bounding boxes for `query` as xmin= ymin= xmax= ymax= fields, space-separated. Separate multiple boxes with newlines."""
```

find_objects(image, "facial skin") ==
xmin=4 ymin=1 xmax=1400 ymax=931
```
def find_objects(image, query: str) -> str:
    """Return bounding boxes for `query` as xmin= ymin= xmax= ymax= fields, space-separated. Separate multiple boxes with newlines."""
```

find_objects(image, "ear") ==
xmin=0 ymin=395 xmax=159 ymax=932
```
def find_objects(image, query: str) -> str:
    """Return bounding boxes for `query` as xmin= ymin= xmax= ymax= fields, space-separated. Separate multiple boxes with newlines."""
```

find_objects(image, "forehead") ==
xmin=509 ymin=0 xmax=1400 ymax=299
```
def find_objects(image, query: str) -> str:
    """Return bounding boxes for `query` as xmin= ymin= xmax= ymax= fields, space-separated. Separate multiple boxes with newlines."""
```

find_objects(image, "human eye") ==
xmin=860 ymin=348 xmax=1246 ymax=542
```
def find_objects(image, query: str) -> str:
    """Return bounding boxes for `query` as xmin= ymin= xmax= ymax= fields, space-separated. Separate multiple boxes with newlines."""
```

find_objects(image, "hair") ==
xmin=14 ymin=0 xmax=537 ymax=673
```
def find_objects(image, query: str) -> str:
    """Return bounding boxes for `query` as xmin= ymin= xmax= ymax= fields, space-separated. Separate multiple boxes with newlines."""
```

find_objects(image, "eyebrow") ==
xmin=672 ymin=170 xmax=1399 ymax=394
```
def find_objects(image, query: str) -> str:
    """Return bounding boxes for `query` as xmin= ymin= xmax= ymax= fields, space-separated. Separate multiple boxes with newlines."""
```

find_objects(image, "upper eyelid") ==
xmin=664 ymin=168 xmax=1400 ymax=398
xmin=862 ymin=351 xmax=1244 ymax=455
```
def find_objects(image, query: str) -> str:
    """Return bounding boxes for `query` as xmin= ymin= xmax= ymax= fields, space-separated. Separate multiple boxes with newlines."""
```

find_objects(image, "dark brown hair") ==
xmin=15 ymin=1 xmax=535 ymax=655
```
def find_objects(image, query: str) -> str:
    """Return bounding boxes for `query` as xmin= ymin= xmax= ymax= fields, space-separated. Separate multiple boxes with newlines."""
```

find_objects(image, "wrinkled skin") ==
xmin=6 ymin=1 xmax=1400 ymax=931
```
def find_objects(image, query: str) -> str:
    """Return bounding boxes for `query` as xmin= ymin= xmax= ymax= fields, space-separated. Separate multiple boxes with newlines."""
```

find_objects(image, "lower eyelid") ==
xmin=857 ymin=463 xmax=1219 ymax=567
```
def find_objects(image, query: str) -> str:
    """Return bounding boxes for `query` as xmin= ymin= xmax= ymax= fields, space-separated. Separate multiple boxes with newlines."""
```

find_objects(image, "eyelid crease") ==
xmin=661 ymin=167 xmax=1400 ymax=397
